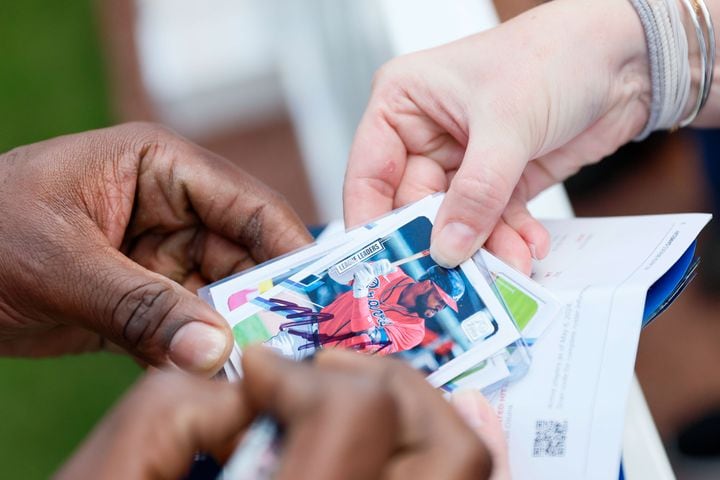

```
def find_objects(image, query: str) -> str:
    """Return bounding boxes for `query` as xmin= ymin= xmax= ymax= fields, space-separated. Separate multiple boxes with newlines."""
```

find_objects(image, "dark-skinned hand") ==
xmin=0 ymin=123 xmax=311 ymax=374
xmin=56 ymin=347 xmax=508 ymax=480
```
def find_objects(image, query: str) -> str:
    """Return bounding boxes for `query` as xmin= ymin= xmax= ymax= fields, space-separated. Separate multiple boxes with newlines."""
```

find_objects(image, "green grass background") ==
xmin=0 ymin=1 xmax=141 ymax=477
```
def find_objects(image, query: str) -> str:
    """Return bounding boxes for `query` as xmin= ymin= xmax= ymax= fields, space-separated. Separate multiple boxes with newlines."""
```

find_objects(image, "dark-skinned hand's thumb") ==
xmin=76 ymin=248 xmax=232 ymax=375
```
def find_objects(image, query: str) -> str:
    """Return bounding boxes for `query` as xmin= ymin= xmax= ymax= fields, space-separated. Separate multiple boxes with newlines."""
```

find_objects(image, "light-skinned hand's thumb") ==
xmin=431 ymin=135 xmax=528 ymax=268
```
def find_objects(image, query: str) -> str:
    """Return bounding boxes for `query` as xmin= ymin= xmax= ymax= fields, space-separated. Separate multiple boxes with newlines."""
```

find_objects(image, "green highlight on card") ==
xmin=233 ymin=314 xmax=272 ymax=347
xmin=494 ymin=275 xmax=538 ymax=332
xmin=448 ymin=360 xmax=488 ymax=382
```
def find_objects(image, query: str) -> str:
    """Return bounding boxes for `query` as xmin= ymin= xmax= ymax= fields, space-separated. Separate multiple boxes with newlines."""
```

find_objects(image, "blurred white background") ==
xmin=133 ymin=0 xmax=498 ymax=221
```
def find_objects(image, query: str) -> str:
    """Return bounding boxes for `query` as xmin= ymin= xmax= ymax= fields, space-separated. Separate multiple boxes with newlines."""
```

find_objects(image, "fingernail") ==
xmin=529 ymin=243 xmax=538 ymax=260
xmin=431 ymin=222 xmax=477 ymax=267
xmin=170 ymin=322 xmax=229 ymax=373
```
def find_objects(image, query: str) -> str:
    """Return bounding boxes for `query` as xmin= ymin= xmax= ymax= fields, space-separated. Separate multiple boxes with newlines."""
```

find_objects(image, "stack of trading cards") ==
xmin=200 ymin=194 xmax=560 ymax=393
xmin=200 ymin=194 xmax=561 ymax=479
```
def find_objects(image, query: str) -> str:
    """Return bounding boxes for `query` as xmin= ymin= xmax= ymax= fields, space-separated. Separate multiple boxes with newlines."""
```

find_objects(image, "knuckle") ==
xmin=377 ymin=355 xmax=414 ymax=379
xmin=273 ymin=190 xmax=294 ymax=210
xmin=111 ymin=281 xmax=179 ymax=352
xmin=242 ymin=190 xmax=309 ymax=256
xmin=116 ymin=121 xmax=171 ymax=139
xmin=239 ymin=201 xmax=267 ymax=247
xmin=371 ymin=59 xmax=400 ymax=90
xmin=351 ymin=378 xmax=396 ymax=413
xmin=114 ymin=122 xmax=182 ymax=157
xmin=371 ymin=56 xmax=413 ymax=95
xmin=450 ymin=171 xmax=510 ymax=215
xmin=371 ymin=354 xmax=420 ymax=386
xmin=324 ymin=374 xmax=397 ymax=427
xmin=234 ymin=176 xmax=288 ymax=217
xmin=262 ymin=187 xmax=292 ymax=214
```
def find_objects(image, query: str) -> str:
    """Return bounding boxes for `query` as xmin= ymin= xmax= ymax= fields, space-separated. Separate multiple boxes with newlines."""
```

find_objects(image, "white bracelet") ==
xmin=630 ymin=0 xmax=691 ymax=139
xmin=656 ymin=0 xmax=692 ymax=128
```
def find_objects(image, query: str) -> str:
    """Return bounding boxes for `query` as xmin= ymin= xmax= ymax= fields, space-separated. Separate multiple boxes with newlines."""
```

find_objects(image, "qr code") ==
xmin=533 ymin=420 xmax=568 ymax=457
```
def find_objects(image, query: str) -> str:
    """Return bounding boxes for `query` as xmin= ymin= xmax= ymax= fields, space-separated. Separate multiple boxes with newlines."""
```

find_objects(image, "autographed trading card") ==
xmin=226 ymin=201 xmax=521 ymax=386
xmin=204 ymin=195 xmax=441 ymax=321
xmin=201 ymin=231 xmax=349 ymax=318
xmin=475 ymin=250 xmax=562 ymax=342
